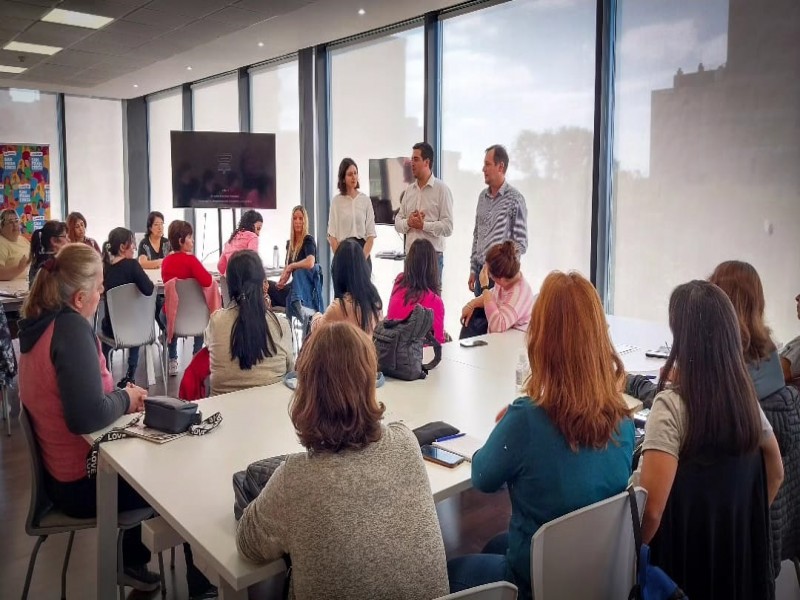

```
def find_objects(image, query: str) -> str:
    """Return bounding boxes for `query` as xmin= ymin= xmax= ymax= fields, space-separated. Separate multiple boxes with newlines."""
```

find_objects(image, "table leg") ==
xmin=146 ymin=344 xmax=156 ymax=387
xmin=97 ymin=455 xmax=119 ymax=599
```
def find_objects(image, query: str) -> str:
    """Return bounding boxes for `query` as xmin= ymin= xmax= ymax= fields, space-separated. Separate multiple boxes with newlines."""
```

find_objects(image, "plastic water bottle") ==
xmin=272 ymin=245 xmax=279 ymax=268
xmin=515 ymin=350 xmax=529 ymax=393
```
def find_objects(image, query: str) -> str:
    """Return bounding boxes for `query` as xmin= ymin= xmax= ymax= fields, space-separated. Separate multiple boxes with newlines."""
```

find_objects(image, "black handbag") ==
xmin=144 ymin=397 xmax=202 ymax=434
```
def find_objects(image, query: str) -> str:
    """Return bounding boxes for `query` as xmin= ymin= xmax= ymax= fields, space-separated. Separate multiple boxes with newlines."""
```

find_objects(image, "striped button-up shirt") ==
xmin=470 ymin=181 xmax=528 ymax=273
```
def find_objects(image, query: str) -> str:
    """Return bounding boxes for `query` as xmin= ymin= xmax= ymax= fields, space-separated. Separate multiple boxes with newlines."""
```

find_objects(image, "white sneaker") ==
xmin=168 ymin=359 xmax=179 ymax=376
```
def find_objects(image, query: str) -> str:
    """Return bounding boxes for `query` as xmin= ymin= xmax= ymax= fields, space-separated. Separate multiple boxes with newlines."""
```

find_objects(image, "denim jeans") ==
xmin=101 ymin=341 xmax=140 ymax=377
xmin=447 ymin=532 xmax=512 ymax=593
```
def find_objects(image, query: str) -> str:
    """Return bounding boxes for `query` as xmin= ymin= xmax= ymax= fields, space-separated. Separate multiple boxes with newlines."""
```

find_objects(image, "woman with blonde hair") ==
xmin=236 ymin=322 xmax=448 ymax=598
xmin=267 ymin=205 xmax=320 ymax=321
xmin=447 ymin=271 xmax=635 ymax=597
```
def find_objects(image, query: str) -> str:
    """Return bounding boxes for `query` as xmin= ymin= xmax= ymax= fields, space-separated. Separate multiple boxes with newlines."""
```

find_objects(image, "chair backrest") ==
xmin=435 ymin=581 xmax=518 ymax=600
xmin=106 ymin=283 xmax=158 ymax=348
xmin=219 ymin=275 xmax=231 ymax=308
xmin=531 ymin=487 xmax=647 ymax=600
xmin=174 ymin=278 xmax=211 ymax=337
xmin=19 ymin=408 xmax=54 ymax=533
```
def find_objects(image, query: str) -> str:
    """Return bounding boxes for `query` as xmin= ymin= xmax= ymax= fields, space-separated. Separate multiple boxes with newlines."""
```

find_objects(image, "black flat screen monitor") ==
xmin=171 ymin=131 xmax=276 ymax=209
xmin=369 ymin=157 xmax=412 ymax=225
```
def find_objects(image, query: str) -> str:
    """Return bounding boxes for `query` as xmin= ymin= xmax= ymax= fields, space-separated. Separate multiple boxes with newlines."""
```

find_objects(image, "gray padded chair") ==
xmin=19 ymin=408 xmax=160 ymax=600
xmin=97 ymin=282 xmax=165 ymax=389
xmin=161 ymin=279 xmax=211 ymax=376
xmin=435 ymin=582 xmax=518 ymax=600
xmin=530 ymin=487 xmax=647 ymax=600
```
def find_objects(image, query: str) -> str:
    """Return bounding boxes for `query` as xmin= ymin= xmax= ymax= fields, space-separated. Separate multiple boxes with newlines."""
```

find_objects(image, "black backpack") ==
xmin=373 ymin=304 xmax=442 ymax=381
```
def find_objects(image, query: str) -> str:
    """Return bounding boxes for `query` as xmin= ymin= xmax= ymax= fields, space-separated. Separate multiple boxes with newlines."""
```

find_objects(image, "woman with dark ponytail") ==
xmin=205 ymin=250 xmax=293 ymax=395
xmin=28 ymin=220 xmax=68 ymax=285
xmin=100 ymin=227 xmax=155 ymax=388
xmin=217 ymin=210 xmax=263 ymax=275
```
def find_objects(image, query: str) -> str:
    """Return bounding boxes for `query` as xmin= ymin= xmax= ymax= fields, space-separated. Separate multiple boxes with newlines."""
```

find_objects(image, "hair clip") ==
xmin=42 ymin=257 xmax=58 ymax=273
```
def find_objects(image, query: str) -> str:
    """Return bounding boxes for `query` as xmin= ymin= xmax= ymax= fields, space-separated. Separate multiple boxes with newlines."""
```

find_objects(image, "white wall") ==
xmin=64 ymin=96 xmax=125 ymax=246
xmin=147 ymin=89 xmax=185 ymax=233
xmin=0 ymin=88 xmax=62 ymax=221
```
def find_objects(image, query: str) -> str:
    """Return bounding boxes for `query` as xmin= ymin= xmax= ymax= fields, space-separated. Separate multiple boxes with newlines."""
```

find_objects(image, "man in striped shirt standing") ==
xmin=469 ymin=145 xmax=529 ymax=296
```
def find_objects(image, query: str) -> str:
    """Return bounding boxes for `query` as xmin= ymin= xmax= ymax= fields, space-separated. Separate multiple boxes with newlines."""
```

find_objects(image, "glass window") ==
xmin=610 ymin=0 xmax=800 ymax=340
xmin=0 ymin=88 xmax=62 ymax=222
xmin=250 ymin=59 xmax=300 ymax=266
xmin=192 ymin=75 xmax=239 ymax=266
xmin=329 ymin=28 xmax=425 ymax=312
xmin=441 ymin=0 xmax=597 ymax=335
xmin=147 ymin=89 xmax=185 ymax=235
xmin=64 ymin=96 xmax=125 ymax=246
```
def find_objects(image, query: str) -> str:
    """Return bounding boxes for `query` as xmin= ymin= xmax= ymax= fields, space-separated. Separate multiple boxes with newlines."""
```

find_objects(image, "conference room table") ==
xmin=88 ymin=314 xmax=669 ymax=599
xmin=0 ymin=277 xmax=28 ymax=313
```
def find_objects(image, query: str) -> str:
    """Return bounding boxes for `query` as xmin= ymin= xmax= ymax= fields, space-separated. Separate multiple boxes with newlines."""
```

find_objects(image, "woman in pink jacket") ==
xmin=217 ymin=210 xmax=263 ymax=274
xmin=386 ymin=239 xmax=445 ymax=344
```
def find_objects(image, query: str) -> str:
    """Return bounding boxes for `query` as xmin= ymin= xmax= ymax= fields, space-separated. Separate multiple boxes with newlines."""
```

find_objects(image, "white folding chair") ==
xmin=161 ymin=279 xmax=211 ymax=376
xmin=530 ymin=487 xmax=647 ymax=600
xmin=435 ymin=581 xmax=518 ymax=599
xmin=97 ymin=283 xmax=165 ymax=390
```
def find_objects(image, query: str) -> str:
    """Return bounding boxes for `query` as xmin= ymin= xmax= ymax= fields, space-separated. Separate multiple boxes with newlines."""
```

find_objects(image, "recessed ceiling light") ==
xmin=358 ymin=8 xmax=366 ymax=15
xmin=258 ymin=42 xmax=264 ymax=47
xmin=186 ymin=66 xmax=192 ymax=71
xmin=41 ymin=8 xmax=113 ymax=29
xmin=133 ymin=84 xmax=139 ymax=88
xmin=0 ymin=65 xmax=27 ymax=74
xmin=4 ymin=41 xmax=62 ymax=56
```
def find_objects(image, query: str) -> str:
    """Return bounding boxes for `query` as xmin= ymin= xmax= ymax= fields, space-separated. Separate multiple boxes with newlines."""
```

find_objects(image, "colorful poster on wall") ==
xmin=0 ymin=143 xmax=51 ymax=239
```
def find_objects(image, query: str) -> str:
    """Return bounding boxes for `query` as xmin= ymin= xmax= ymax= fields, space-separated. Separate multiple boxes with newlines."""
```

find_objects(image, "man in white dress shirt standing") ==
xmin=394 ymin=142 xmax=454 ymax=276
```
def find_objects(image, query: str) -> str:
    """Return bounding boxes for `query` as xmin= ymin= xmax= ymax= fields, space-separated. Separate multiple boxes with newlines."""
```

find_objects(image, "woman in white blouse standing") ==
xmin=328 ymin=158 xmax=377 ymax=270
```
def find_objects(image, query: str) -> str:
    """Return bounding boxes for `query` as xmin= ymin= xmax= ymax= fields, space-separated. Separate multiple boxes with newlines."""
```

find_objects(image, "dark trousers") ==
xmin=47 ymin=474 xmax=213 ymax=595
xmin=47 ymin=475 xmax=151 ymax=567
xmin=447 ymin=532 xmax=512 ymax=593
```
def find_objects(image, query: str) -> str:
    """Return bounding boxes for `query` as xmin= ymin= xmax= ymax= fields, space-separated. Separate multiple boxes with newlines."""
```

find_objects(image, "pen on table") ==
xmin=435 ymin=433 xmax=465 ymax=443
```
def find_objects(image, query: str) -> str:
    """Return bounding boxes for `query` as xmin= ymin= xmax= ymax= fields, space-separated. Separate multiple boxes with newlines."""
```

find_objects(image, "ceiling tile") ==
xmin=175 ymin=17 xmax=241 ymax=40
xmin=71 ymin=29 xmax=153 ymax=54
xmin=233 ymin=0 xmax=310 ymax=17
xmin=0 ymin=1 xmax=52 ymax=19
xmin=205 ymin=6 xmax=263 ymax=26
xmin=122 ymin=7 xmax=193 ymax=28
xmin=18 ymin=62 xmax=81 ymax=81
xmin=104 ymin=18 xmax=175 ymax=37
xmin=18 ymin=21 xmax=93 ymax=46
xmin=0 ymin=48 xmax=46 ymax=68
xmin=145 ymin=0 xmax=232 ymax=17
xmin=10 ymin=0 xmax=59 ymax=6
xmin=0 ymin=16 xmax=35 ymax=32
xmin=95 ymin=53 xmax=154 ymax=69
xmin=44 ymin=48 xmax=105 ymax=68
xmin=56 ymin=0 xmax=148 ymax=18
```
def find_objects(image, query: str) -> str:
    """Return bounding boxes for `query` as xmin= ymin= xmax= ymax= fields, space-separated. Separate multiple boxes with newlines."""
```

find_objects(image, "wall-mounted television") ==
xmin=170 ymin=131 xmax=276 ymax=209
xmin=369 ymin=157 xmax=413 ymax=225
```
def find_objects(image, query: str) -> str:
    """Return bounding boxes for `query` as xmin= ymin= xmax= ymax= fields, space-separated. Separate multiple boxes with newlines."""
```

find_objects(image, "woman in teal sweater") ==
xmin=448 ymin=271 xmax=635 ymax=598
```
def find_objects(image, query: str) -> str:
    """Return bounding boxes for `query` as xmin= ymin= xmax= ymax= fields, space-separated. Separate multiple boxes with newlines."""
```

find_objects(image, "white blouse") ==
xmin=327 ymin=192 xmax=377 ymax=242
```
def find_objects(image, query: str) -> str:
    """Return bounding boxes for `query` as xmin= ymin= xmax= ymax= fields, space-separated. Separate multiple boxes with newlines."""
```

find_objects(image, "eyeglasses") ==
xmin=3 ymin=219 xmax=20 ymax=226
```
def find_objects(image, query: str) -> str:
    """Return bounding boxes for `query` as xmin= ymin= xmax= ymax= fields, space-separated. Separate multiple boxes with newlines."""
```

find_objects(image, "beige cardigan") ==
xmin=205 ymin=307 xmax=294 ymax=395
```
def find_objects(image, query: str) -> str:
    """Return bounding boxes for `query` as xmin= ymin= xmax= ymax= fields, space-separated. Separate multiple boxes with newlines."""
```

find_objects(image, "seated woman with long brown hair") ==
xmin=447 ymin=271 xmax=635 ymax=598
xmin=636 ymin=280 xmax=783 ymax=599
xmin=236 ymin=322 xmax=448 ymax=599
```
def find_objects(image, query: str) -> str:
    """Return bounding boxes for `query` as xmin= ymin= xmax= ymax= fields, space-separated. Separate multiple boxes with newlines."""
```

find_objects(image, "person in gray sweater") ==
xmin=236 ymin=322 xmax=449 ymax=599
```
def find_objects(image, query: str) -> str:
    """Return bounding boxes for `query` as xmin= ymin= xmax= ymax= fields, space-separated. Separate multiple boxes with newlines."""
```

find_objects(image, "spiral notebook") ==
xmin=432 ymin=434 xmax=485 ymax=462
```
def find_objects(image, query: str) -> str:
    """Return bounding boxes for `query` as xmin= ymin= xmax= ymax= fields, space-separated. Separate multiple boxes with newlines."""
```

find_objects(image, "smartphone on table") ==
xmin=460 ymin=339 xmax=488 ymax=348
xmin=421 ymin=445 xmax=465 ymax=467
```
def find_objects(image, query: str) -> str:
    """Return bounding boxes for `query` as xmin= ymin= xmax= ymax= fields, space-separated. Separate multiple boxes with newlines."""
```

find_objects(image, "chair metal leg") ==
xmin=158 ymin=552 xmax=166 ymax=598
xmin=117 ymin=529 xmax=125 ymax=600
xmin=21 ymin=535 xmax=48 ymax=600
xmin=170 ymin=546 xmax=175 ymax=569
xmin=60 ymin=531 xmax=76 ymax=600
xmin=3 ymin=386 xmax=11 ymax=436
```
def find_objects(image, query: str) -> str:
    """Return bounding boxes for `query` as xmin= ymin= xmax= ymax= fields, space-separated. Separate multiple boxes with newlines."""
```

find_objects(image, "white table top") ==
xmin=0 ymin=278 xmax=28 ymax=306
xmin=89 ymin=314 xmax=670 ymax=592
